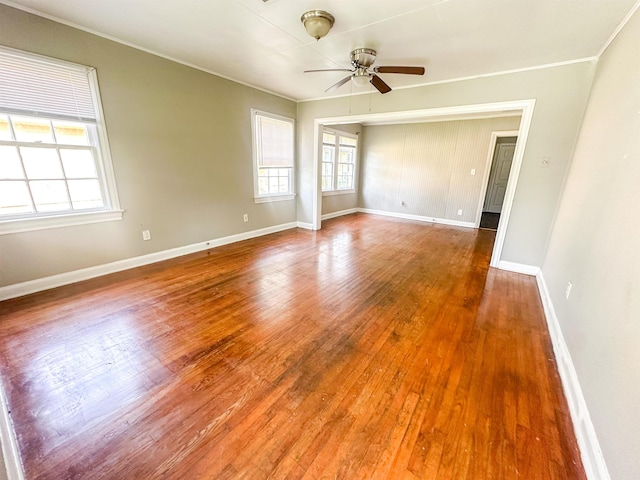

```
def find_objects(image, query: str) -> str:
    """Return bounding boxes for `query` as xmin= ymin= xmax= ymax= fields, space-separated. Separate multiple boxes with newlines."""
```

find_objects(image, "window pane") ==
xmin=53 ymin=121 xmax=90 ymax=146
xmin=268 ymin=177 xmax=279 ymax=193
xmin=278 ymin=177 xmax=288 ymax=193
xmin=340 ymin=147 xmax=355 ymax=163
xmin=60 ymin=149 xmax=97 ymax=178
xmin=337 ymin=176 xmax=351 ymax=189
xmin=322 ymin=162 xmax=332 ymax=176
xmin=338 ymin=164 xmax=354 ymax=176
xmin=0 ymin=181 xmax=33 ymax=215
xmin=340 ymin=136 xmax=357 ymax=147
xmin=322 ymin=176 xmax=332 ymax=191
xmin=279 ymin=168 xmax=290 ymax=177
xmin=12 ymin=116 xmax=54 ymax=143
xmin=323 ymin=132 xmax=335 ymax=144
xmin=258 ymin=177 xmax=269 ymax=195
xmin=0 ymin=146 xmax=24 ymax=179
xmin=68 ymin=179 xmax=104 ymax=209
xmin=323 ymin=145 xmax=334 ymax=162
xmin=30 ymin=180 xmax=70 ymax=212
xmin=21 ymin=147 xmax=63 ymax=179
xmin=0 ymin=115 xmax=11 ymax=141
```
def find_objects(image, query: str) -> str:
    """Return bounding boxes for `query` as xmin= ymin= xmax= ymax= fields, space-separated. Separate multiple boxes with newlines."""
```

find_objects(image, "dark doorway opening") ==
xmin=480 ymin=212 xmax=501 ymax=230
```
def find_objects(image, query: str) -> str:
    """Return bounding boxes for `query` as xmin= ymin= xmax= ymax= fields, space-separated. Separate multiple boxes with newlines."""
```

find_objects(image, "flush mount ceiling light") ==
xmin=301 ymin=10 xmax=335 ymax=40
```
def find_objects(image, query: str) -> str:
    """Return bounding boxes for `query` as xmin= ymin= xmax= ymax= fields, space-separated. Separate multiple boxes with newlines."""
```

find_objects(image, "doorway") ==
xmin=312 ymin=100 xmax=535 ymax=268
xmin=480 ymin=136 xmax=517 ymax=230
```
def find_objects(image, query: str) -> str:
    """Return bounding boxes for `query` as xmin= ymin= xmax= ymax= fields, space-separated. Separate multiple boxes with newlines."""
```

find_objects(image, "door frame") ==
xmin=311 ymin=99 xmax=536 ymax=268
xmin=475 ymin=131 xmax=519 ymax=221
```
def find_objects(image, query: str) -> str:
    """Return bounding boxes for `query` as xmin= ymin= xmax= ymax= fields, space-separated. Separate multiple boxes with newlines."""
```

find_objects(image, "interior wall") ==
xmin=0 ymin=4 xmax=296 ymax=287
xmin=541 ymin=8 xmax=640 ymax=479
xmin=297 ymin=62 xmax=595 ymax=267
xmin=321 ymin=123 xmax=362 ymax=216
xmin=359 ymin=117 xmax=521 ymax=223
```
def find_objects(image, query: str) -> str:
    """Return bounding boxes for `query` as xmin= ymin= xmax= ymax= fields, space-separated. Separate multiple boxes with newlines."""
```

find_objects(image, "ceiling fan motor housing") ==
xmin=351 ymin=48 xmax=377 ymax=68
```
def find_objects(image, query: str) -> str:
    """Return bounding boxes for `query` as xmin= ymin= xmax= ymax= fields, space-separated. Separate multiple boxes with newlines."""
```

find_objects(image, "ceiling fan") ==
xmin=304 ymin=48 xmax=425 ymax=94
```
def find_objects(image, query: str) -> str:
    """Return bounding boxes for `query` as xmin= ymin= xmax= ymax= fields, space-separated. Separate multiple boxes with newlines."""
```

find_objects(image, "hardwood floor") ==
xmin=0 ymin=214 xmax=585 ymax=479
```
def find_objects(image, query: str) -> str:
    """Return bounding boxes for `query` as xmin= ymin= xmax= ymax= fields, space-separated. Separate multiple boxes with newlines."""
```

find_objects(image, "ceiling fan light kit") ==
xmin=301 ymin=10 xmax=335 ymax=40
xmin=304 ymin=48 xmax=425 ymax=94
xmin=351 ymin=71 xmax=370 ymax=87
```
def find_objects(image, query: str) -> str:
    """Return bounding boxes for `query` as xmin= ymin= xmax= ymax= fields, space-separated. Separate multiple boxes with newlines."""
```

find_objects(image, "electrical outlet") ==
xmin=243 ymin=214 xmax=248 ymax=222
xmin=470 ymin=168 xmax=476 ymax=175
xmin=142 ymin=230 xmax=151 ymax=241
xmin=457 ymin=209 xmax=463 ymax=216
xmin=565 ymin=281 xmax=573 ymax=299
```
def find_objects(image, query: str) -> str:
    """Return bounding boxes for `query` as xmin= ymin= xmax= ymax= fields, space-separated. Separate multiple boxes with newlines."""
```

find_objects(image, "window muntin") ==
xmin=322 ymin=132 xmax=335 ymax=191
xmin=0 ymin=46 xmax=120 ymax=232
xmin=252 ymin=110 xmax=295 ymax=200
xmin=322 ymin=129 xmax=358 ymax=193
xmin=0 ymin=114 xmax=105 ymax=217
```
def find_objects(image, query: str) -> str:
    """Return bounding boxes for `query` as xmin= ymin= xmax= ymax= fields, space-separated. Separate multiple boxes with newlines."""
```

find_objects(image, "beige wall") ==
xmin=0 ymin=5 xmax=296 ymax=287
xmin=359 ymin=117 xmax=521 ymax=223
xmin=297 ymin=63 xmax=595 ymax=267
xmin=541 ymin=8 xmax=640 ymax=479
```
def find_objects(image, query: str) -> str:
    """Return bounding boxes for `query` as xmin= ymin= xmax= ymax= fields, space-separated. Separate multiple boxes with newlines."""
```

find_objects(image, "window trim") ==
xmin=251 ymin=109 xmax=296 ymax=203
xmin=0 ymin=49 xmax=122 ymax=235
xmin=321 ymin=127 xmax=358 ymax=196
xmin=0 ymin=209 xmax=124 ymax=235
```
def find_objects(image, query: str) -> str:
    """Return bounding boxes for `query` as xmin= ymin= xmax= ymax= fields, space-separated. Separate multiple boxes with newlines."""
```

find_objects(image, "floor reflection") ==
xmin=22 ymin=312 xmax=159 ymax=443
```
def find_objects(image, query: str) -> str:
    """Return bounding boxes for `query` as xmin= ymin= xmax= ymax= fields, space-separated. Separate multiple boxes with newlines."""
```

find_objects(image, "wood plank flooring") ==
xmin=0 ymin=214 xmax=585 ymax=479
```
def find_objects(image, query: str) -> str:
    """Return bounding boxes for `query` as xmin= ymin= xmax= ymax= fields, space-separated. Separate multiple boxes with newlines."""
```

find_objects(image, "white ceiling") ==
xmin=2 ymin=0 xmax=638 ymax=101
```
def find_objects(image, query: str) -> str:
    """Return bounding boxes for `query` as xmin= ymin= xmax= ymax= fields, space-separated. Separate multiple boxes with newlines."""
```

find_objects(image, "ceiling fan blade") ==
xmin=325 ymin=75 xmax=352 ymax=92
xmin=304 ymin=68 xmax=352 ymax=73
xmin=374 ymin=66 xmax=425 ymax=75
xmin=370 ymin=74 xmax=392 ymax=94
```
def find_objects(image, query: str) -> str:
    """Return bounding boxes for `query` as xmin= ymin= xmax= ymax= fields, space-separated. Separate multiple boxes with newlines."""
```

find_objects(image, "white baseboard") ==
xmin=321 ymin=208 xmax=358 ymax=221
xmin=296 ymin=221 xmax=313 ymax=230
xmin=497 ymin=260 xmax=540 ymax=276
xmin=357 ymin=208 xmax=475 ymax=228
xmin=536 ymin=273 xmax=610 ymax=480
xmin=0 ymin=380 xmax=23 ymax=480
xmin=0 ymin=222 xmax=298 ymax=302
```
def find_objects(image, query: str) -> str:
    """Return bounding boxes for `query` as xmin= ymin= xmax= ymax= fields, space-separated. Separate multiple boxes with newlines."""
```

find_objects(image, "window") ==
xmin=322 ymin=128 xmax=358 ymax=193
xmin=0 ymin=46 xmax=121 ymax=234
xmin=251 ymin=110 xmax=295 ymax=202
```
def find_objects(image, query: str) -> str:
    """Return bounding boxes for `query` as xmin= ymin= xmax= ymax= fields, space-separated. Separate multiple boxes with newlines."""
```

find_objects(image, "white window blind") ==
xmin=255 ymin=114 xmax=294 ymax=168
xmin=0 ymin=46 xmax=97 ymax=122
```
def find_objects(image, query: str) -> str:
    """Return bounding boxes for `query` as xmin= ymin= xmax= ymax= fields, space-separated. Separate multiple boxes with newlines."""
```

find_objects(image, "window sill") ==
xmin=0 ymin=210 xmax=124 ymax=235
xmin=254 ymin=194 xmax=296 ymax=204
xmin=322 ymin=189 xmax=356 ymax=197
